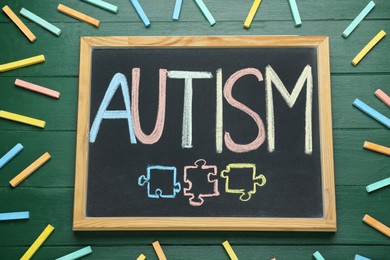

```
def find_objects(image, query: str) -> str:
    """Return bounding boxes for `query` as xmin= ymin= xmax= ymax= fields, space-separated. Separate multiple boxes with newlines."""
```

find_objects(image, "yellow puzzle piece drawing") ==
xmin=221 ymin=163 xmax=266 ymax=202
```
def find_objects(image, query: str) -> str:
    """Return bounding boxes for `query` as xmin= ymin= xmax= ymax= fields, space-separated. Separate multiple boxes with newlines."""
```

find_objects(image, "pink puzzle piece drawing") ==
xmin=184 ymin=159 xmax=220 ymax=206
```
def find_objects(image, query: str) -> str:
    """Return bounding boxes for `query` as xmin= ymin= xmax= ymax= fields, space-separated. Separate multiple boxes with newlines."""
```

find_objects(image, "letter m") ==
xmin=265 ymin=65 xmax=313 ymax=154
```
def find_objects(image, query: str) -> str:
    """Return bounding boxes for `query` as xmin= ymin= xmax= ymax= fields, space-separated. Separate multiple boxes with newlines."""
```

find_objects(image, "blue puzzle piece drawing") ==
xmin=138 ymin=165 xmax=181 ymax=198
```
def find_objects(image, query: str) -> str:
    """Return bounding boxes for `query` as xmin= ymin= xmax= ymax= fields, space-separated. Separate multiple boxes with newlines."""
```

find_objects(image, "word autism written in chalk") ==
xmin=90 ymin=65 xmax=314 ymax=155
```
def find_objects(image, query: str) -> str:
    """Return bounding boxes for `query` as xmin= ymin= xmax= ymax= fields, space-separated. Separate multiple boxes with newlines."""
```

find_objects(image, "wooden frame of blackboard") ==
xmin=74 ymin=36 xmax=336 ymax=231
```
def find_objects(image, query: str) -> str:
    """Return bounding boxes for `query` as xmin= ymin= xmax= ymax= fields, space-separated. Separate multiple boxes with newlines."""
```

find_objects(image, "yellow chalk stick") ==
xmin=363 ymin=214 xmax=390 ymax=237
xmin=0 ymin=110 xmax=45 ymax=128
xmin=9 ymin=152 xmax=51 ymax=187
xmin=152 ymin=241 xmax=166 ymax=260
xmin=222 ymin=241 xmax=238 ymax=260
xmin=57 ymin=4 xmax=100 ymax=27
xmin=2 ymin=5 xmax=36 ymax=42
xmin=20 ymin=224 xmax=55 ymax=260
xmin=0 ymin=55 xmax=45 ymax=73
xmin=363 ymin=141 xmax=390 ymax=156
xmin=244 ymin=0 xmax=262 ymax=29
xmin=352 ymin=30 xmax=386 ymax=66
xmin=137 ymin=253 xmax=146 ymax=260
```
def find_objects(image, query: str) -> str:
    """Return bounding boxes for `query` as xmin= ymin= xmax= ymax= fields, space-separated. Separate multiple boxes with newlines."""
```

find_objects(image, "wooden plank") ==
xmin=0 ymin=128 xmax=389 ymax=188
xmin=0 ymin=186 xmax=388 ymax=246
xmin=1 ymin=0 xmax=390 ymax=23
xmin=0 ymin=20 xmax=389 ymax=77
xmin=1 ymin=74 xmax=389 ymax=131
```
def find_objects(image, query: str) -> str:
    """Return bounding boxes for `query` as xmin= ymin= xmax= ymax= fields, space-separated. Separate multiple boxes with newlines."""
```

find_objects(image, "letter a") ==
xmin=89 ymin=73 xmax=137 ymax=143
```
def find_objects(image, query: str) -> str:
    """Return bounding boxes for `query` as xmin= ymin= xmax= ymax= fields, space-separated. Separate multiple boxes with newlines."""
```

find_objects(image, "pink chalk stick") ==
xmin=15 ymin=79 xmax=60 ymax=99
xmin=375 ymin=89 xmax=390 ymax=107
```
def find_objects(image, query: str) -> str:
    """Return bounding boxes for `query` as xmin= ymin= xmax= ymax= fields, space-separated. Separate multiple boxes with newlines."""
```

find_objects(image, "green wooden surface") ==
xmin=0 ymin=0 xmax=389 ymax=259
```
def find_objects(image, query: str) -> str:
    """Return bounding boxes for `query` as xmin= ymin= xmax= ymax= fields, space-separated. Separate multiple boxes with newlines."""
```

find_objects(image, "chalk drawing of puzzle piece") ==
xmin=138 ymin=165 xmax=181 ymax=199
xmin=184 ymin=159 xmax=220 ymax=206
xmin=220 ymin=163 xmax=266 ymax=202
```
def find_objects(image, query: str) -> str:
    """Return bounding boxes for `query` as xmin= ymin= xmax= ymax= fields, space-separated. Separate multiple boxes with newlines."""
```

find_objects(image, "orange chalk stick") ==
xmin=57 ymin=4 xmax=100 ymax=27
xmin=363 ymin=141 xmax=390 ymax=156
xmin=2 ymin=5 xmax=36 ymax=42
xmin=9 ymin=152 xmax=51 ymax=187
xmin=15 ymin=79 xmax=60 ymax=99
xmin=375 ymin=89 xmax=390 ymax=107
xmin=152 ymin=241 xmax=167 ymax=260
xmin=363 ymin=214 xmax=390 ymax=237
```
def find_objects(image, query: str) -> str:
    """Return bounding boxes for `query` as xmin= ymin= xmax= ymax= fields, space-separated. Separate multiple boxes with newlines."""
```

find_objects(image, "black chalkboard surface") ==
xmin=74 ymin=36 xmax=336 ymax=231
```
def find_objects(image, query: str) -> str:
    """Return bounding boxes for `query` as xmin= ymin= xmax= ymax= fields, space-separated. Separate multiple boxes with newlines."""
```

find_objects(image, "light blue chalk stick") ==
xmin=20 ymin=8 xmax=61 ymax=36
xmin=194 ymin=0 xmax=216 ymax=26
xmin=366 ymin=177 xmax=390 ymax=193
xmin=82 ymin=0 xmax=118 ymax=14
xmin=130 ymin=0 xmax=151 ymax=28
xmin=0 ymin=211 xmax=29 ymax=221
xmin=342 ymin=1 xmax=375 ymax=38
xmin=353 ymin=98 xmax=390 ymax=128
xmin=173 ymin=0 xmax=183 ymax=21
xmin=354 ymin=254 xmax=371 ymax=260
xmin=288 ymin=0 xmax=302 ymax=26
xmin=313 ymin=251 xmax=325 ymax=260
xmin=55 ymin=246 xmax=92 ymax=260
xmin=0 ymin=143 xmax=23 ymax=169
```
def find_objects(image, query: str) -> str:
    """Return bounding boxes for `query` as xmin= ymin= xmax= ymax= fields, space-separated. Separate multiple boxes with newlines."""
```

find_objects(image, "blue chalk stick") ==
xmin=194 ymin=0 xmax=216 ymax=26
xmin=354 ymin=254 xmax=371 ymax=260
xmin=366 ymin=177 xmax=390 ymax=193
xmin=313 ymin=251 xmax=325 ymax=260
xmin=288 ymin=0 xmax=302 ymax=26
xmin=55 ymin=246 xmax=92 ymax=260
xmin=353 ymin=98 xmax=390 ymax=128
xmin=0 ymin=143 xmax=23 ymax=169
xmin=82 ymin=0 xmax=118 ymax=14
xmin=342 ymin=1 xmax=375 ymax=38
xmin=173 ymin=0 xmax=183 ymax=21
xmin=0 ymin=211 xmax=29 ymax=221
xmin=130 ymin=0 xmax=151 ymax=28
xmin=20 ymin=8 xmax=61 ymax=36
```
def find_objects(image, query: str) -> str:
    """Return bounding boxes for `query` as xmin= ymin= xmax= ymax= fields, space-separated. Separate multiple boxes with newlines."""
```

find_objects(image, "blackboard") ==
xmin=74 ymin=36 xmax=336 ymax=231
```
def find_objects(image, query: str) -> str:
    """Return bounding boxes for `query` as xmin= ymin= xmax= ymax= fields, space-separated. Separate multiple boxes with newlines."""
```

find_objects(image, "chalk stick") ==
xmin=363 ymin=141 xmax=390 ymax=156
xmin=57 ymin=4 xmax=100 ymax=28
xmin=0 ymin=54 xmax=45 ymax=73
xmin=244 ymin=0 xmax=262 ymax=29
xmin=137 ymin=254 xmax=146 ymax=260
xmin=0 ymin=110 xmax=46 ymax=128
xmin=20 ymin=8 xmax=61 ymax=36
xmin=15 ymin=79 xmax=60 ymax=99
xmin=2 ymin=5 xmax=36 ymax=42
xmin=354 ymin=254 xmax=371 ymax=260
xmin=352 ymin=99 xmax=390 ymax=128
xmin=362 ymin=214 xmax=390 ymax=237
xmin=172 ymin=0 xmax=183 ymax=21
xmin=366 ymin=177 xmax=390 ymax=193
xmin=374 ymin=89 xmax=390 ymax=107
xmin=313 ymin=251 xmax=325 ymax=260
xmin=0 ymin=211 xmax=29 ymax=221
xmin=55 ymin=246 xmax=92 ymax=260
xmin=9 ymin=152 xmax=51 ymax=187
xmin=194 ymin=0 xmax=216 ymax=26
xmin=0 ymin=143 xmax=23 ymax=169
xmin=130 ymin=0 xmax=151 ymax=28
xmin=152 ymin=241 xmax=166 ymax=260
xmin=20 ymin=224 xmax=55 ymax=260
xmin=288 ymin=0 xmax=302 ymax=27
xmin=352 ymin=30 xmax=386 ymax=66
xmin=222 ymin=241 xmax=238 ymax=260
xmin=82 ymin=0 xmax=118 ymax=14
xmin=342 ymin=1 xmax=375 ymax=38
